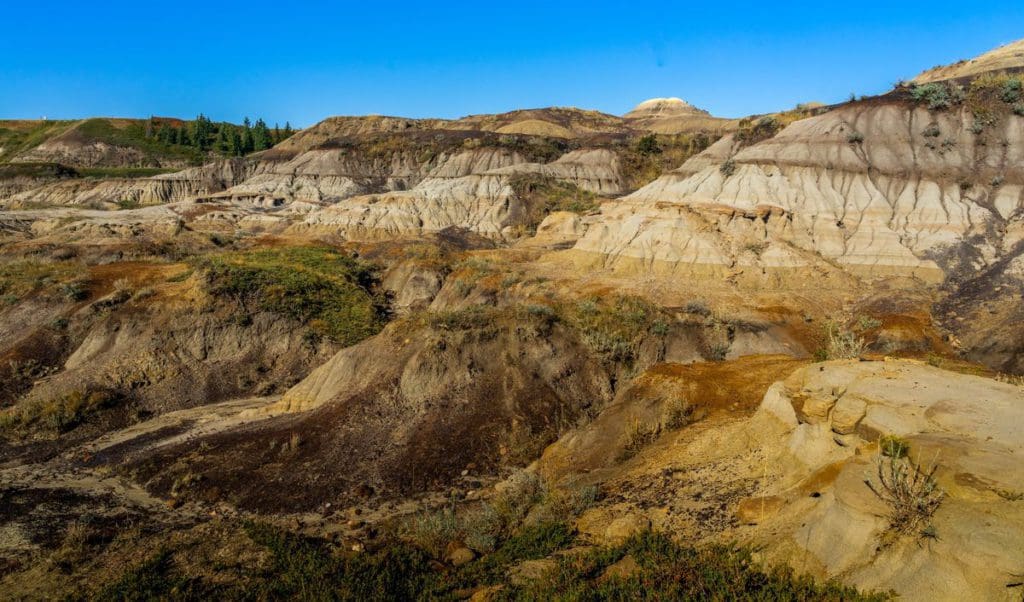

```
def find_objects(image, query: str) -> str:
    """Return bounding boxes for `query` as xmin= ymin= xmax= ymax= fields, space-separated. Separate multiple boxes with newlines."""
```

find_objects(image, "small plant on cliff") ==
xmin=879 ymin=434 xmax=910 ymax=458
xmin=910 ymin=82 xmax=963 ymax=110
xmin=720 ymin=159 xmax=737 ymax=177
xmin=865 ymin=453 xmax=945 ymax=537
xmin=661 ymin=397 xmax=694 ymax=430
xmin=617 ymin=417 xmax=659 ymax=461
xmin=1000 ymin=77 xmax=1023 ymax=103
xmin=735 ymin=116 xmax=782 ymax=145
xmin=823 ymin=320 xmax=865 ymax=359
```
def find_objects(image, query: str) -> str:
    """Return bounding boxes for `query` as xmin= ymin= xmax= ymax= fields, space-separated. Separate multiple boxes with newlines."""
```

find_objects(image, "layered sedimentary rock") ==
xmin=567 ymin=100 xmax=1024 ymax=283
xmin=287 ymin=148 xmax=624 ymax=240
xmin=0 ymin=159 xmax=250 ymax=209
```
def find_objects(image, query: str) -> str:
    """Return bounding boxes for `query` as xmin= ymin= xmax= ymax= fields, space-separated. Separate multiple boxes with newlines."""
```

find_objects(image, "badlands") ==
xmin=1 ymin=39 xmax=1023 ymax=600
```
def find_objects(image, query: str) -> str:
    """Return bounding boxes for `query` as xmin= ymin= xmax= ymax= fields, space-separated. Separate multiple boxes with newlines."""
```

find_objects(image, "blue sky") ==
xmin=2 ymin=1 xmax=1022 ymax=126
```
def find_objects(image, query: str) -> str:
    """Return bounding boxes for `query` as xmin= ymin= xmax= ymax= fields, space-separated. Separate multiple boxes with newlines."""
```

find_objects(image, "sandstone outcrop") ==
xmin=745 ymin=360 xmax=1024 ymax=600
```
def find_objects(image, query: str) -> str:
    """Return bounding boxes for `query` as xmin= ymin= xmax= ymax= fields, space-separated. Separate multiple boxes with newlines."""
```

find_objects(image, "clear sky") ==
xmin=2 ymin=1 xmax=1022 ymax=126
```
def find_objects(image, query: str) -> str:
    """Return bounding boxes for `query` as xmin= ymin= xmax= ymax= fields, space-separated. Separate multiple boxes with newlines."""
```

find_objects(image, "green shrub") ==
xmin=196 ymin=246 xmax=389 ymax=346
xmin=96 ymin=550 xmax=196 ymax=602
xmin=856 ymin=315 xmax=882 ymax=331
xmin=245 ymin=522 xmax=436 ymax=601
xmin=720 ymin=159 xmax=737 ymax=176
xmin=509 ymin=174 xmax=601 ymax=230
xmin=865 ymin=455 xmax=944 ymax=537
xmin=114 ymin=199 xmax=141 ymax=210
xmin=910 ymin=82 xmax=962 ymax=110
xmin=684 ymin=300 xmax=711 ymax=316
xmin=401 ymin=502 xmax=461 ymax=559
xmin=619 ymin=131 xmax=716 ymax=188
xmin=635 ymin=134 xmax=662 ymax=155
xmin=735 ymin=116 xmax=782 ymax=145
xmin=60 ymin=282 xmax=88 ymax=301
xmin=565 ymin=295 xmax=665 ymax=364
xmin=823 ymin=320 xmax=865 ymax=359
xmin=1000 ymin=77 xmax=1023 ymax=103
xmin=2 ymin=388 xmax=118 ymax=434
xmin=98 ymin=522 xmax=883 ymax=600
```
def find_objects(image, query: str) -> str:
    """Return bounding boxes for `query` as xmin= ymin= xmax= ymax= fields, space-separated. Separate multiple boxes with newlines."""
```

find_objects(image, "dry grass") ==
xmin=865 ymin=453 xmax=945 ymax=537
xmin=823 ymin=320 xmax=866 ymax=360
xmin=617 ymin=418 xmax=659 ymax=461
xmin=661 ymin=397 xmax=694 ymax=430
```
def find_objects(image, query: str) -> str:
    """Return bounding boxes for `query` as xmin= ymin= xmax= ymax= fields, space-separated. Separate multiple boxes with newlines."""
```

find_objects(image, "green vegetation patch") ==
xmin=96 ymin=523 xmax=884 ymax=601
xmin=504 ymin=530 xmax=889 ymax=601
xmin=69 ymin=118 xmax=207 ymax=166
xmin=565 ymin=295 xmax=668 ymax=364
xmin=735 ymin=115 xmax=783 ymax=146
xmin=0 ymin=120 xmax=77 ymax=163
xmin=78 ymin=166 xmax=178 ymax=178
xmin=0 ymin=260 xmax=84 ymax=303
xmin=0 ymin=387 xmax=119 ymax=434
xmin=619 ymin=132 xmax=716 ymax=189
xmin=195 ymin=246 xmax=389 ymax=346
xmin=510 ymin=174 xmax=601 ymax=227
xmin=0 ymin=161 xmax=78 ymax=178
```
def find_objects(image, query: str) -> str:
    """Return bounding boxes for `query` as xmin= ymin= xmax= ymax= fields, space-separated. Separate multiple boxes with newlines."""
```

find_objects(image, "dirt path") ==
xmin=72 ymin=395 xmax=279 ymax=459
xmin=0 ymin=395 xmax=281 ymax=522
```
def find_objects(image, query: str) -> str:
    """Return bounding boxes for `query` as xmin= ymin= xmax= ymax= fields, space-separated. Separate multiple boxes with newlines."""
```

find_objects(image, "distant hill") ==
xmin=913 ymin=38 xmax=1024 ymax=83
xmin=0 ymin=116 xmax=294 ymax=168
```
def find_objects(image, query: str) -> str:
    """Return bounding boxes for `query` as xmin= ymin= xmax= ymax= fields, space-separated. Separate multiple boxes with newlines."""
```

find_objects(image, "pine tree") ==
xmin=284 ymin=122 xmax=293 ymax=137
xmin=194 ymin=114 xmax=215 ymax=150
xmin=215 ymin=128 xmax=229 ymax=153
xmin=230 ymin=130 xmax=243 ymax=156
xmin=252 ymin=118 xmax=272 ymax=151
xmin=157 ymin=123 xmax=174 ymax=144
xmin=273 ymin=123 xmax=281 ymax=144
xmin=240 ymin=117 xmax=253 ymax=153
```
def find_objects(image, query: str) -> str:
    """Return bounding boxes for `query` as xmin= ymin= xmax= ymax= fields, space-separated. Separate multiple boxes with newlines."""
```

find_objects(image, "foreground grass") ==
xmin=93 ymin=523 xmax=885 ymax=601
xmin=506 ymin=531 xmax=887 ymax=601
xmin=195 ymin=246 xmax=390 ymax=346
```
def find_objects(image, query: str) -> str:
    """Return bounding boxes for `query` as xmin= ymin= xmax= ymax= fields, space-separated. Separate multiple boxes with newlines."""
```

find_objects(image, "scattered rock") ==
xmin=507 ymin=558 xmax=558 ymax=585
xmin=599 ymin=554 xmax=640 ymax=581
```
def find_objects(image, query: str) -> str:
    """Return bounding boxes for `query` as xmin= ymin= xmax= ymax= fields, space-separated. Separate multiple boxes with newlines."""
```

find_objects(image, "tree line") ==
xmin=145 ymin=115 xmax=294 ymax=156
